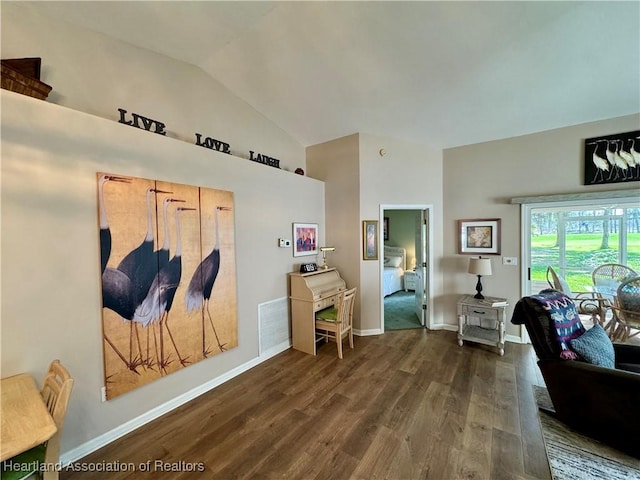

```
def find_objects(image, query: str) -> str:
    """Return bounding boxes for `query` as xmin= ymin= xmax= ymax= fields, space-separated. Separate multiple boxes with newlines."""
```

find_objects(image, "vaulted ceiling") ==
xmin=20 ymin=1 xmax=640 ymax=149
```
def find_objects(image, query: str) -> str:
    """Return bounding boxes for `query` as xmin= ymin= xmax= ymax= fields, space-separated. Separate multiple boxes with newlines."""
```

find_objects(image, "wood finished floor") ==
xmin=62 ymin=329 xmax=551 ymax=479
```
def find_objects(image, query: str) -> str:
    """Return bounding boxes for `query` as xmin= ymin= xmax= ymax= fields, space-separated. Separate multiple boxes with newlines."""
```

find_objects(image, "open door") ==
xmin=414 ymin=209 xmax=428 ymax=326
xmin=380 ymin=204 xmax=433 ymax=333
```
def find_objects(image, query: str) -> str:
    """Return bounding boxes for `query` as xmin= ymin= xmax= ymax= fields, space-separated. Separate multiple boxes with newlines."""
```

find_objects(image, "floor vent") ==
xmin=258 ymin=297 xmax=291 ymax=357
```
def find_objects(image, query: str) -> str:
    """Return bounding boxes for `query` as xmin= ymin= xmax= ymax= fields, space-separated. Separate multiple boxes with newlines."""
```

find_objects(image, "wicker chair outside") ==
xmin=610 ymin=275 xmax=640 ymax=342
xmin=592 ymin=263 xmax=637 ymax=299
xmin=590 ymin=263 xmax=637 ymax=334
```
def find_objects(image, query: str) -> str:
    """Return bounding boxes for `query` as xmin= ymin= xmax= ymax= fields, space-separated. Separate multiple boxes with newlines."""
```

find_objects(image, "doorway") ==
xmin=380 ymin=205 xmax=433 ymax=332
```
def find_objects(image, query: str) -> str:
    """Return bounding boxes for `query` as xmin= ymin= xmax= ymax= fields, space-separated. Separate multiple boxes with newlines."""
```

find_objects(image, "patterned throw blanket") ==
xmin=530 ymin=289 xmax=585 ymax=359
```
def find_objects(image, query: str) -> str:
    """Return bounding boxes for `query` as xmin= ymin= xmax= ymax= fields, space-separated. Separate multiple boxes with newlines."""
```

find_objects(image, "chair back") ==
xmin=546 ymin=266 xmax=573 ymax=296
xmin=41 ymin=360 xmax=73 ymax=472
xmin=592 ymin=263 xmax=637 ymax=301
xmin=337 ymin=287 xmax=357 ymax=332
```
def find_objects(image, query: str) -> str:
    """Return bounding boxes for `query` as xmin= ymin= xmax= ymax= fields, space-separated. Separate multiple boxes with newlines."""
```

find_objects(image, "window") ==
xmin=523 ymin=196 xmax=640 ymax=295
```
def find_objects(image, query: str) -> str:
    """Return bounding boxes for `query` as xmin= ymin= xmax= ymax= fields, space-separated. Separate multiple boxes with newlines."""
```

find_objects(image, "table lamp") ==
xmin=319 ymin=246 xmax=335 ymax=269
xmin=468 ymin=257 xmax=492 ymax=299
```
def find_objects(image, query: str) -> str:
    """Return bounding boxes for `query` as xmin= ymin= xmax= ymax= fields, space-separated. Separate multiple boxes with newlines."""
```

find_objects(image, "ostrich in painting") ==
xmin=185 ymin=206 xmax=231 ymax=357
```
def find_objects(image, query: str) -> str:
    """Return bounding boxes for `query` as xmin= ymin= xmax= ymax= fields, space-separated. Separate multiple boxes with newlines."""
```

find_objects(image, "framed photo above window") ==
xmin=363 ymin=220 xmax=379 ymax=260
xmin=458 ymin=218 xmax=501 ymax=255
xmin=584 ymin=130 xmax=640 ymax=185
xmin=293 ymin=223 xmax=318 ymax=257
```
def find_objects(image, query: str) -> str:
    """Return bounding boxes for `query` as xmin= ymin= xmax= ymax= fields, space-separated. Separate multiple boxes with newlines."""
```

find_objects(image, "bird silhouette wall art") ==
xmin=584 ymin=130 xmax=640 ymax=185
xmin=97 ymin=173 xmax=237 ymax=400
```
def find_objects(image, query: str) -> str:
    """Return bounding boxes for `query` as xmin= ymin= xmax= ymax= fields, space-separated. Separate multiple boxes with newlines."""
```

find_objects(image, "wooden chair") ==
xmin=1 ymin=360 xmax=74 ymax=480
xmin=315 ymin=287 xmax=357 ymax=359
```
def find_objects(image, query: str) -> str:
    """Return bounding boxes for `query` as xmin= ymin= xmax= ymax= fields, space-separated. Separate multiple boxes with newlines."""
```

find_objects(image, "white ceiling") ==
xmin=24 ymin=1 xmax=640 ymax=149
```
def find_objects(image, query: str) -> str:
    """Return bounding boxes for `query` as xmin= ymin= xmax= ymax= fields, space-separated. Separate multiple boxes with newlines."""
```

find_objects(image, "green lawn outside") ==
xmin=531 ymin=233 xmax=640 ymax=290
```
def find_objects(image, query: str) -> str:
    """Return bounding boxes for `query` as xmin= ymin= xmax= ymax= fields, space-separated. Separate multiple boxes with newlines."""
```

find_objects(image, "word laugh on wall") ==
xmin=118 ymin=108 xmax=281 ymax=169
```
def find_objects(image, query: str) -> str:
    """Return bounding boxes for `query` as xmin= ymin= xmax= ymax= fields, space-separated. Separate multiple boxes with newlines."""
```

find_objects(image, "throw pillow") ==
xmin=569 ymin=324 xmax=615 ymax=368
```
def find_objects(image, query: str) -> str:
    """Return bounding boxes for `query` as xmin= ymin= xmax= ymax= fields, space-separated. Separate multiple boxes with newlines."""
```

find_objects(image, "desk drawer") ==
xmin=461 ymin=305 xmax=499 ymax=321
xmin=314 ymin=296 xmax=338 ymax=311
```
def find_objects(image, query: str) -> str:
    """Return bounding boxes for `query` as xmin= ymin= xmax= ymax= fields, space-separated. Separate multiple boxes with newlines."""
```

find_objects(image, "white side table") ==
xmin=404 ymin=271 xmax=416 ymax=291
xmin=457 ymin=295 xmax=508 ymax=356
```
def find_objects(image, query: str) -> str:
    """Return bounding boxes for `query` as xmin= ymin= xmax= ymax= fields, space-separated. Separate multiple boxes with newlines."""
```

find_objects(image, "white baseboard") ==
xmin=354 ymin=328 xmax=383 ymax=336
xmin=60 ymin=343 xmax=290 ymax=465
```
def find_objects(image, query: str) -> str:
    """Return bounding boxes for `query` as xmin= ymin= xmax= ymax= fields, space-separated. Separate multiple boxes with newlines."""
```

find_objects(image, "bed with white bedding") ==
xmin=383 ymin=246 xmax=406 ymax=296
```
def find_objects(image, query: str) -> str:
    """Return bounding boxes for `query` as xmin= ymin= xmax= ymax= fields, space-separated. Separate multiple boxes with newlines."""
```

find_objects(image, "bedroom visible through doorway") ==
xmin=381 ymin=205 xmax=432 ymax=332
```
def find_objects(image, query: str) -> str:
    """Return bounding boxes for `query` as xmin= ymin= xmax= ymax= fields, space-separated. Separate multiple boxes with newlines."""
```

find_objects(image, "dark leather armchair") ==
xmin=512 ymin=291 xmax=640 ymax=459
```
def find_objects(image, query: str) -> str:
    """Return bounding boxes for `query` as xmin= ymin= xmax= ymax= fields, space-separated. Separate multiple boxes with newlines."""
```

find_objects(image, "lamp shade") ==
xmin=468 ymin=257 xmax=492 ymax=276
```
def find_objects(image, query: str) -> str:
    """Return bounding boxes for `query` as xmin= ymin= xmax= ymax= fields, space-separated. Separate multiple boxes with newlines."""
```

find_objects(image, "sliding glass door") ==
xmin=523 ymin=197 xmax=640 ymax=296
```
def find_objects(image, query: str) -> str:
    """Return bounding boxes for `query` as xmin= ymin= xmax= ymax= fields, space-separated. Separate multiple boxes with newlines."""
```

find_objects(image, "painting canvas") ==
xmin=363 ymin=220 xmax=378 ymax=260
xmin=293 ymin=223 xmax=318 ymax=256
xmin=584 ymin=130 xmax=640 ymax=185
xmin=458 ymin=219 xmax=501 ymax=255
xmin=98 ymin=173 xmax=238 ymax=399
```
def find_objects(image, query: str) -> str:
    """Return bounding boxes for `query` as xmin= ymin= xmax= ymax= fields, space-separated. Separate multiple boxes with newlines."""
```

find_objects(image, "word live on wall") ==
xmin=117 ymin=108 xmax=282 ymax=169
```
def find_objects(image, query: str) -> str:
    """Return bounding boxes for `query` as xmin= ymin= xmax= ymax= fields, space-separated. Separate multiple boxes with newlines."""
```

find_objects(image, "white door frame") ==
xmin=379 ymin=204 xmax=434 ymax=332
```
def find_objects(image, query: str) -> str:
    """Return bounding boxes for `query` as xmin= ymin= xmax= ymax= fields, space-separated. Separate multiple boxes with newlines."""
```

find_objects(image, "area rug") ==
xmin=533 ymin=385 xmax=640 ymax=479
xmin=384 ymin=291 xmax=422 ymax=330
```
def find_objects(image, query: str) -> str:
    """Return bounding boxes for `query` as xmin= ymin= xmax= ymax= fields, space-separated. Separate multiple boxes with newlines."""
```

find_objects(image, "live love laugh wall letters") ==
xmin=98 ymin=172 xmax=238 ymax=400
xmin=584 ymin=130 xmax=640 ymax=185
xmin=117 ymin=108 xmax=282 ymax=169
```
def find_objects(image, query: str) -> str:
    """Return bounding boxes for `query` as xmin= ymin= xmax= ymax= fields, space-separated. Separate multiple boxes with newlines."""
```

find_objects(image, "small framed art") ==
xmin=383 ymin=217 xmax=389 ymax=241
xmin=458 ymin=218 xmax=501 ymax=255
xmin=363 ymin=220 xmax=379 ymax=260
xmin=293 ymin=223 xmax=318 ymax=257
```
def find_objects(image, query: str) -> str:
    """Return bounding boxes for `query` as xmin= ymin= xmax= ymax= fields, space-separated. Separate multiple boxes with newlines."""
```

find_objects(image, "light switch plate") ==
xmin=502 ymin=256 xmax=518 ymax=266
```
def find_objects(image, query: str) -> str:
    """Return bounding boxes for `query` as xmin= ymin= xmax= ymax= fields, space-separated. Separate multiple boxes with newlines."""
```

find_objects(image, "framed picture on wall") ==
xmin=293 ymin=223 xmax=318 ymax=257
xmin=363 ymin=220 xmax=379 ymax=260
xmin=584 ymin=130 xmax=640 ymax=185
xmin=458 ymin=218 xmax=501 ymax=255
xmin=383 ymin=217 xmax=389 ymax=241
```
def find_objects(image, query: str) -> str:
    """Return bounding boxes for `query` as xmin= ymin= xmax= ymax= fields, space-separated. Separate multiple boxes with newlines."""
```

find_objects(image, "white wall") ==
xmin=359 ymin=134 xmax=444 ymax=332
xmin=1 ymin=5 xmax=324 ymax=459
xmin=443 ymin=114 xmax=640 ymax=339
xmin=306 ymin=134 xmax=362 ymax=325
xmin=0 ymin=2 xmax=305 ymax=172
xmin=0 ymin=90 xmax=325 ymax=459
xmin=308 ymin=133 xmax=444 ymax=333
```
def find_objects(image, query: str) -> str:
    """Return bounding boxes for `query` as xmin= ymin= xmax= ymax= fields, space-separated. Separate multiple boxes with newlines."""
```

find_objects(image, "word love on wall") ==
xmin=117 ymin=108 xmax=282 ymax=169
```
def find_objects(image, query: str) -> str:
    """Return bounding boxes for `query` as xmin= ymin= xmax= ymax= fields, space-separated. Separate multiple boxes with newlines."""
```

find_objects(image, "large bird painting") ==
xmin=97 ymin=173 xmax=238 ymax=399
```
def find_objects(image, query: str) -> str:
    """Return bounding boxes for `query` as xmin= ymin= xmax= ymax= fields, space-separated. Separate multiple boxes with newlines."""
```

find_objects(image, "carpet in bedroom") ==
xmin=384 ymin=291 xmax=422 ymax=330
